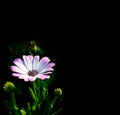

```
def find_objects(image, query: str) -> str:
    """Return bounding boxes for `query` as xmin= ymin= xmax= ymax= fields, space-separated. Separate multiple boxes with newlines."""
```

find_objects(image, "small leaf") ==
xmin=32 ymin=104 xmax=36 ymax=111
xmin=42 ymin=87 xmax=48 ymax=100
xmin=20 ymin=109 xmax=27 ymax=115
xmin=29 ymin=87 xmax=36 ymax=101
xmin=27 ymin=102 xmax=31 ymax=111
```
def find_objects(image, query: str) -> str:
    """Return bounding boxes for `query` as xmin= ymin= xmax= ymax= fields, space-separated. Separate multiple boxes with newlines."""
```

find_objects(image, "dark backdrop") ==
xmin=0 ymin=4 xmax=109 ymax=115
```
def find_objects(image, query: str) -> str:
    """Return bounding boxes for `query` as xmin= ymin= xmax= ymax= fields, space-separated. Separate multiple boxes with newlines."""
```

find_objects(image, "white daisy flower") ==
xmin=10 ymin=55 xmax=55 ymax=82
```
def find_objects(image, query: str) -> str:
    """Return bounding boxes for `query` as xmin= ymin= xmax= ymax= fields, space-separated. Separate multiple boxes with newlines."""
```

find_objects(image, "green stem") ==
xmin=32 ymin=81 xmax=37 ymax=96
xmin=31 ymin=81 xmax=40 ymax=111
xmin=36 ymin=79 xmax=41 ymax=100
xmin=10 ymin=92 xmax=20 ymax=115
xmin=51 ymin=108 xmax=62 ymax=115
xmin=48 ymin=96 xmax=58 ymax=115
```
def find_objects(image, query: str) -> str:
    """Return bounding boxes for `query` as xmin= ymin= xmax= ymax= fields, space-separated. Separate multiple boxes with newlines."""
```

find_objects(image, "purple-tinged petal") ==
xmin=13 ymin=58 xmax=28 ymax=72
xmin=24 ymin=78 xmax=29 ymax=82
xmin=28 ymin=77 xmax=37 ymax=81
xmin=39 ymin=62 xmax=55 ymax=73
xmin=32 ymin=55 xmax=40 ymax=70
xmin=42 ymin=71 xmax=52 ymax=75
xmin=40 ymin=68 xmax=54 ymax=74
xmin=36 ymin=74 xmax=50 ymax=80
xmin=12 ymin=73 xmax=29 ymax=82
xmin=12 ymin=73 xmax=27 ymax=77
xmin=10 ymin=66 xmax=27 ymax=74
xmin=36 ymin=57 xmax=50 ymax=72
xmin=12 ymin=73 xmax=23 ymax=77
xmin=46 ymin=62 xmax=55 ymax=68
xmin=18 ymin=75 xmax=29 ymax=79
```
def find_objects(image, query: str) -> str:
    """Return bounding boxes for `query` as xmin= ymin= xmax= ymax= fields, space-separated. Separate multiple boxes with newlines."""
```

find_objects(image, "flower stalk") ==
xmin=10 ymin=92 xmax=19 ymax=115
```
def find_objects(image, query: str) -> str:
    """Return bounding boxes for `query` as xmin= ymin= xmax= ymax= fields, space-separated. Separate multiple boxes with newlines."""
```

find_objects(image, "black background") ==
xmin=0 ymin=8 xmax=111 ymax=114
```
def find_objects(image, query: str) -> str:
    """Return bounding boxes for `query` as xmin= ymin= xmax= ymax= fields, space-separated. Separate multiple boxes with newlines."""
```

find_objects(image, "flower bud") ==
xmin=54 ymin=88 xmax=62 ymax=96
xmin=3 ymin=81 xmax=15 ymax=93
xmin=30 ymin=41 xmax=38 ymax=52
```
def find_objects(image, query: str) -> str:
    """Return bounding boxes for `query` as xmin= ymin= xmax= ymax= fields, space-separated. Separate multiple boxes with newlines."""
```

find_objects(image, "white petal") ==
xmin=12 ymin=73 xmax=28 ymax=78
xmin=12 ymin=73 xmax=30 ymax=82
xmin=13 ymin=58 xmax=28 ymax=72
xmin=28 ymin=76 xmax=37 ymax=81
xmin=42 ymin=71 xmax=52 ymax=75
xmin=36 ymin=74 xmax=50 ymax=80
xmin=10 ymin=66 xmax=27 ymax=74
xmin=23 ymin=55 xmax=33 ymax=71
xmin=24 ymin=78 xmax=29 ymax=81
xmin=36 ymin=57 xmax=50 ymax=72
xmin=39 ymin=62 xmax=55 ymax=73
xmin=32 ymin=55 xmax=40 ymax=70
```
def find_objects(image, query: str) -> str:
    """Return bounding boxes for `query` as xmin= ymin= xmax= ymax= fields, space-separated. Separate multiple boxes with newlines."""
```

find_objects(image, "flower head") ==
xmin=10 ymin=55 xmax=55 ymax=82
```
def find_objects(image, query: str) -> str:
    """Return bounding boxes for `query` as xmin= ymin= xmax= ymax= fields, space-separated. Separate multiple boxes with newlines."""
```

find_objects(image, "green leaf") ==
xmin=42 ymin=87 xmax=48 ymax=100
xmin=35 ymin=79 xmax=41 ymax=99
xmin=20 ymin=109 xmax=27 ymax=115
xmin=29 ymin=87 xmax=36 ymax=101
xmin=32 ymin=104 xmax=37 ymax=111
xmin=27 ymin=102 xmax=31 ymax=111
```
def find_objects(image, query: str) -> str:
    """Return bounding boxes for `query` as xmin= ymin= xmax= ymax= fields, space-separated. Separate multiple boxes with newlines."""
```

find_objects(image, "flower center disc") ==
xmin=28 ymin=70 xmax=38 ymax=77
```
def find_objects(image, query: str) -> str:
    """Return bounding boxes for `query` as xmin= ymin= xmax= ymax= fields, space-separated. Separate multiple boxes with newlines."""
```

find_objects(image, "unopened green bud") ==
xmin=3 ymin=81 xmax=15 ymax=93
xmin=30 ymin=41 xmax=38 ymax=52
xmin=54 ymin=88 xmax=62 ymax=96
xmin=30 ymin=40 xmax=44 ymax=55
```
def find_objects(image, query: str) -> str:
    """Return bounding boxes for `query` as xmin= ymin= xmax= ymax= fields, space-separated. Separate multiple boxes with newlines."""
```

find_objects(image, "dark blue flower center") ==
xmin=28 ymin=70 xmax=38 ymax=76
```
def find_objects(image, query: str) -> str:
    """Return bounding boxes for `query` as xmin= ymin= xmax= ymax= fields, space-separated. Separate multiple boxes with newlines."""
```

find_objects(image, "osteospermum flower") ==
xmin=10 ymin=55 xmax=55 ymax=82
